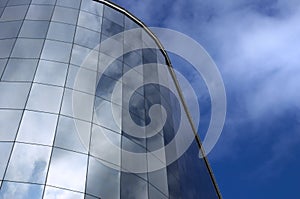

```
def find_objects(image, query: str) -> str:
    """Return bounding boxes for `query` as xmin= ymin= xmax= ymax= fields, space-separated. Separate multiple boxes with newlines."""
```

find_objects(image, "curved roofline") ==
xmin=95 ymin=1 xmax=222 ymax=198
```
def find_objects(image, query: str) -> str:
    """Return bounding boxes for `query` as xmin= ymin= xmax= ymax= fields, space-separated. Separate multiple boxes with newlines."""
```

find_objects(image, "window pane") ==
xmin=0 ymin=21 xmax=22 ymax=39
xmin=5 ymin=143 xmax=51 ymax=183
xmin=54 ymin=116 xmax=90 ymax=154
xmin=66 ymin=65 xmax=97 ymax=94
xmin=86 ymin=156 xmax=120 ymax=199
xmin=41 ymin=40 xmax=72 ymax=63
xmin=90 ymin=125 xmax=121 ymax=166
xmin=47 ymin=22 xmax=75 ymax=43
xmin=70 ymin=45 xmax=98 ymax=71
xmin=26 ymin=83 xmax=64 ymax=113
xmin=2 ymin=58 xmax=38 ymax=82
xmin=0 ymin=142 xmax=13 ymax=180
xmin=26 ymin=5 xmax=54 ymax=20
xmin=0 ymin=181 xmax=43 ymax=199
xmin=102 ymin=18 xmax=123 ymax=37
xmin=44 ymin=186 xmax=84 ymax=199
xmin=0 ymin=82 xmax=30 ymax=109
xmin=56 ymin=0 xmax=81 ymax=9
xmin=93 ymin=97 xmax=121 ymax=133
xmin=81 ymin=0 xmax=103 ymax=16
xmin=19 ymin=20 xmax=49 ymax=38
xmin=120 ymin=173 xmax=148 ymax=199
xmin=46 ymin=148 xmax=88 ymax=192
xmin=74 ymin=26 xmax=100 ymax=49
xmin=103 ymin=5 xmax=124 ymax=26
xmin=78 ymin=11 xmax=102 ymax=32
xmin=52 ymin=6 xmax=79 ymax=25
xmin=61 ymin=89 xmax=94 ymax=121
xmin=11 ymin=38 xmax=44 ymax=58
xmin=0 ymin=39 xmax=16 ymax=58
xmin=148 ymin=168 xmax=169 ymax=196
xmin=0 ymin=5 xmax=28 ymax=21
xmin=0 ymin=109 xmax=23 ymax=141
xmin=149 ymin=184 xmax=168 ymax=199
xmin=34 ymin=60 xmax=68 ymax=86
xmin=17 ymin=110 xmax=58 ymax=145
xmin=102 ymin=59 xmax=123 ymax=81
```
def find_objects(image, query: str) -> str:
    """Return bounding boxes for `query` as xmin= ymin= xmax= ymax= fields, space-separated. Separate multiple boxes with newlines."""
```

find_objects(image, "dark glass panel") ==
xmin=0 ymin=21 xmax=22 ymax=39
xmin=19 ymin=20 xmax=49 ymax=38
xmin=120 ymin=173 xmax=148 ymax=199
xmin=56 ymin=0 xmax=81 ymax=9
xmin=74 ymin=26 xmax=100 ymax=49
xmin=103 ymin=5 xmax=124 ymax=26
xmin=0 ymin=5 xmax=29 ymax=21
xmin=0 ymin=39 xmax=16 ymax=58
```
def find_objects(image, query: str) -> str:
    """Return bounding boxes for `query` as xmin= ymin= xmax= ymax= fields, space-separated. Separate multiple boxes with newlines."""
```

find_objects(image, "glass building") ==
xmin=0 ymin=0 xmax=221 ymax=198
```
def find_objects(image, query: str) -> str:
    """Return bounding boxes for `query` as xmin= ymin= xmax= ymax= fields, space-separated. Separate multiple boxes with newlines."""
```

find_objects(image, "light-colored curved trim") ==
xmin=95 ymin=0 xmax=222 ymax=198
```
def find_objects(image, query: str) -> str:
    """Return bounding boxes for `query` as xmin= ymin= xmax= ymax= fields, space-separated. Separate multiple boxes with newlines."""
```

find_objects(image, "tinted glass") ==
xmin=47 ymin=22 xmax=75 ymax=43
xmin=2 ymin=58 xmax=38 ymax=82
xmin=0 ymin=5 xmax=28 ymax=21
xmin=0 ymin=82 xmax=30 ymax=109
xmin=19 ymin=20 xmax=49 ymax=38
xmin=52 ymin=6 xmax=79 ymax=25
xmin=0 ymin=109 xmax=22 ymax=141
xmin=11 ymin=38 xmax=44 ymax=58
xmin=0 ymin=21 xmax=22 ymax=39
xmin=26 ymin=5 xmax=54 ymax=20
xmin=0 ymin=181 xmax=43 ymax=199
xmin=41 ymin=40 xmax=72 ymax=63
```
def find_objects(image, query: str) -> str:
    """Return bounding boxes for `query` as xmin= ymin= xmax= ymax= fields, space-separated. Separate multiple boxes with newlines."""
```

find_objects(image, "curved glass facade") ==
xmin=0 ymin=0 xmax=221 ymax=198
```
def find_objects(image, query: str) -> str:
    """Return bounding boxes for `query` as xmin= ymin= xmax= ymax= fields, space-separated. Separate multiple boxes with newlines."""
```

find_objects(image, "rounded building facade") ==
xmin=0 ymin=0 xmax=221 ymax=198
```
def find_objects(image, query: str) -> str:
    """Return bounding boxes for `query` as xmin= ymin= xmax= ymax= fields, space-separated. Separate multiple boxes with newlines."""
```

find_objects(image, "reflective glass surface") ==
xmin=17 ymin=110 xmax=58 ymax=145
xmin=4 ymin=143 xmax=51 ymax=183
xmin=0 ymin=5 xmax=29 ymax=21
xmin=19 ymin=20 xmax=49 ymax=38
xmin=0 ymin=82 xmax=30 ymax=109
xmin=0 ymin=21 xmax=22 ymax=39
xmin=26 ymin=83 xmax=63 ymax=113
xmin=2 ymin=58 xmax=38 ymax=82
xmin=41 ymin=40 xmax=72 ymax=63
xmin=26 ymin=5 xmax=54 ymax=20
xmin=0 ymin=110 xmax=22 ymax=141
xmin=34 ymin=60 xmax=68 ymax=86
xmin=11 ymin=38 xmax=44 ymax=58
xmin=0 ymin=181 xmax=43 ymax=199
xmin=47 ymin=22 xmax=76 ymax=43
xmin=46 ymin=148 xmax=88 ymax=192
xmin=52 ymin=6 xmax=79 ymax=25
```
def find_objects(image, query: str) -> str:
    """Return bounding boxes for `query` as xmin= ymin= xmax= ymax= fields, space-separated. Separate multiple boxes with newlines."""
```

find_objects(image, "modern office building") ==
xmin=0 ymin=0 xmax=221 ymax=198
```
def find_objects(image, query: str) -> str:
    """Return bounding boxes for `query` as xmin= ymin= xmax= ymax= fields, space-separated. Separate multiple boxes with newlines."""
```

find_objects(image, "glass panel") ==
xmin=102 ymin=18 xmax=123 ymax=38
xmin=93 ymin=97 xmax=121 ymax=133
xmin=52 ymin=6 xmax=79 ymax=25
xmin=0 ymin=21 xmax=22 ymax=39
xmin=103 ymin=5 xmax=124 ymax=27
xmin=56 ymin=0 xmax=81 ymax=9
xmin=54 ymin=116 xmax=90 ymax=154
xmin=66 ymin=65 xmax=97 ymax=94
xmin=103 ymin=59 xmax=123 ymax=81
xmin=19 ymin=20 xmax=49 ymax=38
xmin=121 ymin=173 xmax=148 ymax=199
xmin=0 ymin=82 xmax=31 ymax=109
xmin=44 ymin=186 xmax=84 ymax=199
xmin=26 ymin=83 xmax=64 ymax=113
xmin=86 ymin=156 xmax=120 ymax=199
xmin=7 ymin=0 xmax=31 ymax=6
xmin=81 ymin=0 xmax=103 ymax=16
xmin=0 ymin=109 xmax=23 ymax=141
xmin=16 ymin=110 xmax=58 ymax=145
xmin=46 ymin=148 xmax=88 ymax=192
xmin=0 ymin=142 xmax=13 ymax=180
xmin=0 ymin=181 xmax=43 ymax=199
xmin=41 ymin=40 xmax=72 ymax=63
xmin=47 ymin=22 xmax=75 ymax=43
xmin=95 ymin=74 xmax=121 ymax=103
xmin=90 ymin=125 xmax=121 ymax=166
xmin=61 ymin=89 xmax=94 ymax=121
xmin=84 ymin=195 xmax=98 ymax=199
xmin=148 ymin=168 xmax=169 ymax=196
xmin=0 ymin=39 xmax=16 ymax=58
xmin=99 ymin=33 xmax=123 ymax=59
xmin=78 ymin=11 xmax=102 ymax=32
xmin=26 ymin=4 xmax=54 ymax=20
xmin=71 ymin=45 xmax=98 ymax=71
xmin=143 ymin=48 xmax=157 ymax=64
xmin=34 ymin=60 xmax=68 ymax=87
xmin=123 ymin=50 xmax=143 ymax=68
xmin=4 ymin=143 xmax=51 ymax=183
xmin=149 ymin=184 xmax=168 ymax=199
xmin=74 ymin=26 xmax=100 ymax=50
xmin=0 ymin=0 xmax=9 ymax=7
xmin=11 ymin=38 xmax=44 ymax=58
xmin=0 ymin=5 xmax=29 ymax=21
xmin=2 ymin=58 xmax=38 ymax=82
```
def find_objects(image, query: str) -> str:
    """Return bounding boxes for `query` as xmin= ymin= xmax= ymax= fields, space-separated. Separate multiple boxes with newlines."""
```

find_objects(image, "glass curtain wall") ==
xmin=0 ymin=0 xmax=220 ymax=198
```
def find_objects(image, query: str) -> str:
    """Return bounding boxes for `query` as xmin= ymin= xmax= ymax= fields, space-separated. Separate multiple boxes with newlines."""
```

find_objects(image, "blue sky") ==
xmin=110 ymin=0 xmax=300 ymax=198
